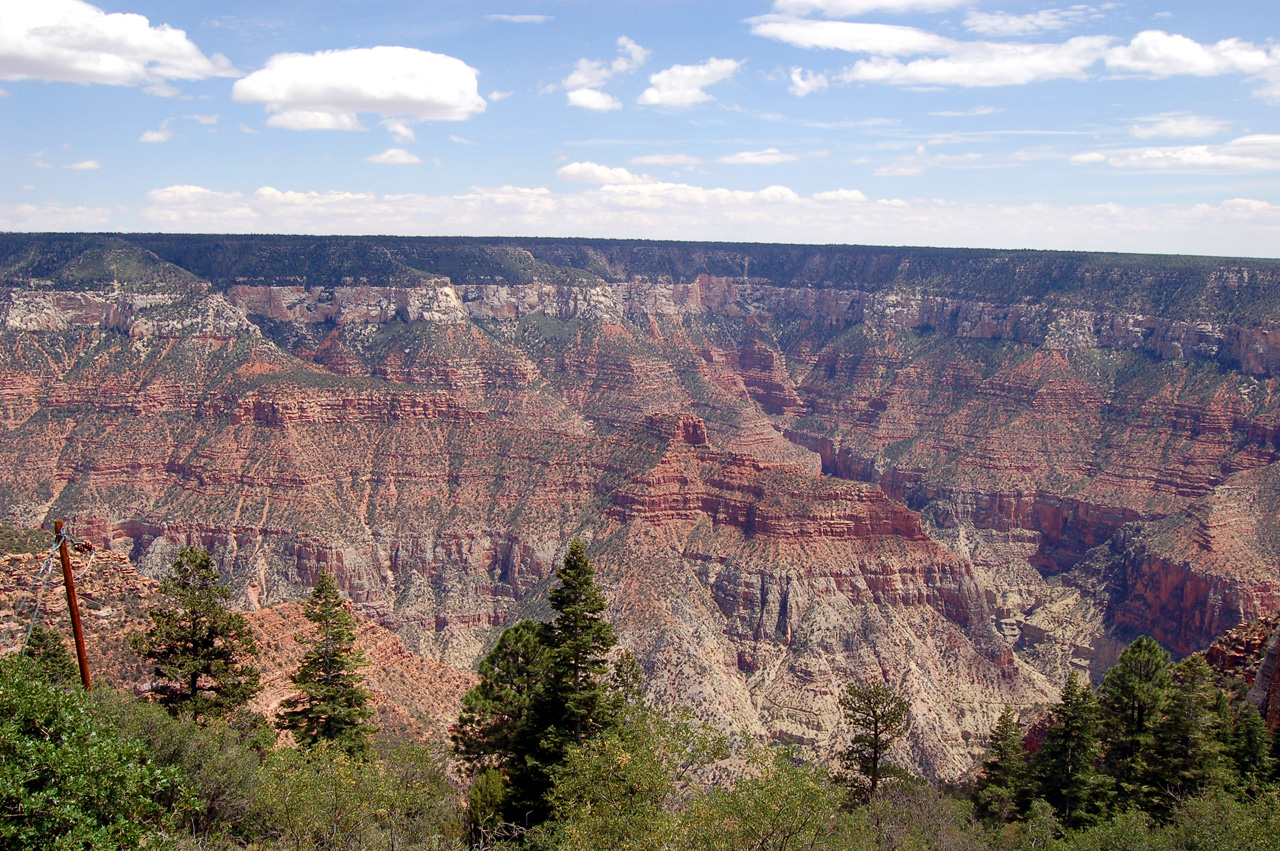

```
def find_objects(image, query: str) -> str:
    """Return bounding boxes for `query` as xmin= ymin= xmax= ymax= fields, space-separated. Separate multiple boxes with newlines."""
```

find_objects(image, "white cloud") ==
xmin=930 ymin=105 xmax=1001 ymax=116
xmin=0 ymin=200 xmax=111 ymax=230
xmin=485 ymin=14 xmax=552 ymax=24
xmin=772 ymin=0 xmax=966 ymax=15
xmin=813 ymin=188 xmax=868 ymax=201
xmin=1130 ymin=113 xmax=1229 ymax=139
xmin=238 ymin=124 xmax=259 ymax=134
xmin=638 ymin=58 xmax=742 ymax=107
xmin=383 ymin=119 xmax=416 ymax=142
xmin=629 ymin=153 xmax=703 ymax=166
xmin=556 ymin=162 xmax=653 ymax=185
xmin=232 ymin=46 xmax=485 ymax=131
xmin=839 ymin=36 xmax=1112 ymax=87
xmin=789 ymin=67 xmax=829 ymax=96
xmin=449 ymin=134 xmax=475 ymax=145
xmin=717 ymin=148 xmax=799 ymax=165
xmin=752 ymin=16 xmax=1280 ymax=94
xmin=1106 ymin=30 xmax=1271 ymax=78
xmin=140 ymin=126 xmax=172 ymax=142
xmin=0 ymin=0 xmax=236 ymax=88
xmin=0 ymin=88 xmax=8 ymax=96
xmin=184 ymin=113 xmax=218 ymax=124
xmin=366 ymin=148 xmax=422 ymax=165
xmin=874 ymin=147 xmax=983 ymax=176
xmin=138 ymin=181 xmax=1280 ymax=259
xmin=64 ymin=159 xmax=100 ymax=169
xmin=567 ymin=88 xmax=621 ymax=111
xmin=748 ymin=17 xmax=954 ymax=55
xmin=964 ymin=8 xmax=1104 ymax=38
xmin=563 ymin=35 xmax=649 ymax=110
xmin=488 ymin=90 xmax=512 ymax=101
xmin=1071 ymin=134 xmax=1280 ymax=172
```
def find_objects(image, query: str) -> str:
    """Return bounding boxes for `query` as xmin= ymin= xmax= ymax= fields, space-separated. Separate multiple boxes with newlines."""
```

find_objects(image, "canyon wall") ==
xmin=3 ymin=234 xmax=1280 ymax=776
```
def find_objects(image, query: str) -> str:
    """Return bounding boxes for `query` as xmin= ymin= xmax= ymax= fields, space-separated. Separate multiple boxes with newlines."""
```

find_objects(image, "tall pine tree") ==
xmin=838 ymin=681 xmax=911 ymax=804
xmin=1032 ymin=673 xmax=1109 ymax=828
xmin=278 ymin=571 xmax=375 ymax=753
xmin=973 ymin=705 xmax=1029 ymax=823
xmin=1097 ymin=635 xmax=1171 ymax=812
xmin=128 ymin=547 xmax=260 ymax=722
xmin=544 ymin=539 xmax=617 ymax=749
xmin=1147 ymin=654 xmax=1232 ymax=811
xmin=453 ymin=539 xmax=619 ymax=828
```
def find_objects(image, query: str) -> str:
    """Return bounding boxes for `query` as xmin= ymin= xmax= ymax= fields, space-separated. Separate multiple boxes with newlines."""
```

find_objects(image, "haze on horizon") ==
xmin=1 ymin=0 xmax=1278 ymax=258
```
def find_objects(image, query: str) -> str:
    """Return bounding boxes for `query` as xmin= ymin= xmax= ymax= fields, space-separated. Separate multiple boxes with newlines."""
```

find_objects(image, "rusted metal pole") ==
xmin=54 ymin=519 xmax=92 ymax=691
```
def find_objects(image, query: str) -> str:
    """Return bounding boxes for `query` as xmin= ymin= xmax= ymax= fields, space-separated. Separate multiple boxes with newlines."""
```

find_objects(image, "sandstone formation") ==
xmin=3 ymin=234 xmax=1280 ymax=777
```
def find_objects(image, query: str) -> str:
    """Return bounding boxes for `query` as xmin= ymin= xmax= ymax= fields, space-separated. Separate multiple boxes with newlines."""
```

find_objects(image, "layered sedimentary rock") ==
xmin=3 ymin=234 xmax=1280 ymax=776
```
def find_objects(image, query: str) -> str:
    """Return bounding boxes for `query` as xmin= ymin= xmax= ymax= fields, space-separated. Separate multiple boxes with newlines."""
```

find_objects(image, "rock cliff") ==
xmin=3 ymin=234 xmax=1280 ymax=776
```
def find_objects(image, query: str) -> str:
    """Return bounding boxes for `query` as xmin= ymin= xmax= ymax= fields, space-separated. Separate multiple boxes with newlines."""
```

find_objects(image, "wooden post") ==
xmin=54 ymin=519 xmax=92 ymax=691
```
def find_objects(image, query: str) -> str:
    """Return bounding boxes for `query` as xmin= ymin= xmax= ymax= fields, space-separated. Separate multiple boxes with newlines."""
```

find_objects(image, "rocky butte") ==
xmin=3 ymin=233 xmax=1280 ymax=779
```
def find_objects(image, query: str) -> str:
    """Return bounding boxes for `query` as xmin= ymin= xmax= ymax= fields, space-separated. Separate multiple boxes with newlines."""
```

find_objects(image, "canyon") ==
xmin=3 ymin=233 xmax=1280 ymax=777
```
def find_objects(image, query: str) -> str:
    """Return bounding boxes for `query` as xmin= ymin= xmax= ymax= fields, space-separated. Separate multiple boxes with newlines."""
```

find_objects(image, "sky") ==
xmin=2 ymin=0 xmax=1279 ymax=257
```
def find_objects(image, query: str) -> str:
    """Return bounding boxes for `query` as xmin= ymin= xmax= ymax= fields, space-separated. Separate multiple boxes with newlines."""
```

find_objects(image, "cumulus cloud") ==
xmin=813 ymin=188 xmax=868 ymax=201
xmin=184 ymin=113 xmax=218 ymax=124
xmin=717 ymin=148 xmax=799 ymax=165
xmin=1070 ymin=134 xmax=1280 ymax=171
xmin=1130 ymin=113 xmax=1229 ymax=139
xmin=0 ymin=0 xmax=236 ymax=88
xmin=140 ymin=126 xmax=172 ymax=142
xmin=485 ymin=14 xmax=551 ymax=23
xmin=556 ymin=162 xmax=653 ymax=184
xmin=789 ymin=67 xmax=829 ymax=96
xmin=64 ymin=159 xmax=100 ymax=169
xmin=629 ymin=153 xmax=703 ymax=166
xmin=772 ymin=0 xmax=965 ymax=15
xmin=563 ymin=36 xmax=649 ymax=110
xmin=138 ymin=181 xmax=1280 ymax=258
xmin=366 ymin=148 xmax=422 ymax=165
xmin=638 ymin=58 xmax=742 ymax=107
xmin=1105 ymin=30 xmax=1272 ymax=77
xmin=232 ymin=46 xmax=485 ymax=131
xmin=567 ymin=88 xmax=621 ymax=111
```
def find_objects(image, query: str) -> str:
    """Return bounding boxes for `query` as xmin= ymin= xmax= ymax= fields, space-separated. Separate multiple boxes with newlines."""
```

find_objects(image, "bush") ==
xmin=0 ymin=656 xmax=182 ymax=850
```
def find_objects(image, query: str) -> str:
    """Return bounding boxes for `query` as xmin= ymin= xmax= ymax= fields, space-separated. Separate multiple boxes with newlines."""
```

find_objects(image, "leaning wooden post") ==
xmin=54 ymin=519 xmax=92 ymax=691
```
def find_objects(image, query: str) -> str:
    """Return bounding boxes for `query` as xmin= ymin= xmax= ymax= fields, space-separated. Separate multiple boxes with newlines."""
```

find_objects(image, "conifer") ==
xmin=974 ymin=705 xmax=1029 ymax=822
xmin=128 ymin=547 xmax=260 ymax=721
xmin=1032 ymin=672 xmax=1109 ymax=828
xmin=278 ymin=571 xmax=375 ymax=753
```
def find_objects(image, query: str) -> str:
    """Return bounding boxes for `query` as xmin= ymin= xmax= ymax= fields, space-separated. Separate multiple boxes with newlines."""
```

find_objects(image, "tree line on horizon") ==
xmin=3 ymin=540 xmax=1280 ymax=850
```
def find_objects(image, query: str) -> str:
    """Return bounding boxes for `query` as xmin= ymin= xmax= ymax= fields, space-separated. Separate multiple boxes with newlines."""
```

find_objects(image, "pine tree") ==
xmin=278 ymin=571 xmax=375 ymax=753
xmin=973 ymin=705 xmax=1029 ymax=823
xmin=1147 ymin=655 xmax=1232 ymax=810
xmin=1032 ymin=672 xmax=1109 ymax=828
xmin=452 ymin=539 xmax=619 ymax=828
xmin=543 ymin=539 xmax=617 ymax=749
xmin=128 ymin=547 xmax=260 ymax=722
xmin=838 ymin=681 xmax=911 ymax=805
xmin=1097 ymin=635 xmax=1171 ymax=812
xmin=1227 ymin=703 xmax=1274 ymax=789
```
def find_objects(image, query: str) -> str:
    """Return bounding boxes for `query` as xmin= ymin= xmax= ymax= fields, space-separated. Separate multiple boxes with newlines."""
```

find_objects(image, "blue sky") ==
xmin=2 ymin=1 xmax=1279 ymax=256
